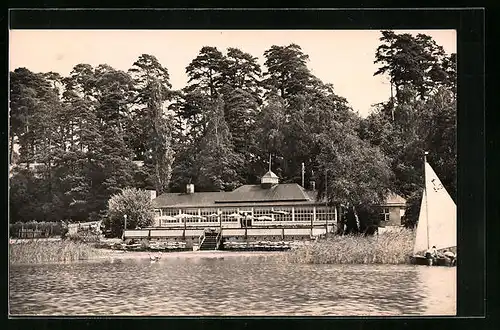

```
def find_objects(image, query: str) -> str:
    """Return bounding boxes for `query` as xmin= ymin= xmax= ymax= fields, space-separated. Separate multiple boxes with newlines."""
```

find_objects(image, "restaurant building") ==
xmin=151 ymin=169 xmax=406 ymax=230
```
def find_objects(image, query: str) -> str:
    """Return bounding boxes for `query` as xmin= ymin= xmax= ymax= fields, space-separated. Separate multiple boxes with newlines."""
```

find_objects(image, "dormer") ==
xmin=261 ymin=170 xmax=279 ymax=189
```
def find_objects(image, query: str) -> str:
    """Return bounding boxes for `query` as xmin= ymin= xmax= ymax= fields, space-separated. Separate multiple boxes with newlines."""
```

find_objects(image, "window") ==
xmin=200 ymin=208 xmax=220 ymax=223
xmin=381 ymin=208 xmax=390 ymax=222
xmin=253 ymin=207 xmax=273 ymax=221
xmin=315 ymin=206 xmax=336 ymax=222
xmin=221 ymin=208 xmax=239 ymax=222
xmin=272 ymin=207 xmax=292 ymax=222
xmin=181 ymin=209 xmax=200 ymax=223
xmin=294 ymin=207 xmax=314 ymax=222
xmin=162 ymin=209 xmax=180 ymax=217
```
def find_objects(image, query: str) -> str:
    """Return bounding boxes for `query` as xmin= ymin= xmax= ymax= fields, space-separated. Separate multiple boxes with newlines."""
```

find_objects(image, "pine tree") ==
xmin=128 ymin=54 xmax=175 ymax=195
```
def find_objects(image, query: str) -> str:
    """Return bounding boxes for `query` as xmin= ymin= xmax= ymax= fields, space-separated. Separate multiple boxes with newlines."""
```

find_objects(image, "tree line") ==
xmin=9 ymin=30 xmax=456 ymax=231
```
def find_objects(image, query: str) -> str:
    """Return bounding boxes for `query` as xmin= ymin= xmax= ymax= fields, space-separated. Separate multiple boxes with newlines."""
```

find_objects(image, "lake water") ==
xmin=9 ymin=253 xmax=456 ymax=316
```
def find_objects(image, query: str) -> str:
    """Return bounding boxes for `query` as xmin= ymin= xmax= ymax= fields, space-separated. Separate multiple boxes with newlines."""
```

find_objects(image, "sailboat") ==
xmin=411 ymin=152 xmax=457 ymax=267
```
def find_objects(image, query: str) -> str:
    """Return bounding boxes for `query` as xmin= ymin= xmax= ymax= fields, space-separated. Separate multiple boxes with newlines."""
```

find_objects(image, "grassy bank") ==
xmin=9 ymin=239 xmax=102 ymax=265
xmin=285 ymin=228 xmax=415 ymax=264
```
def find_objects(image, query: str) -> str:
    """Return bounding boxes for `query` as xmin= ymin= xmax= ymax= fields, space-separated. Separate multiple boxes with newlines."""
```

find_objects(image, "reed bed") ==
xmin=9 ymin=239 xmax=102 ymax=265
xmin=285 ymin=228 xmax=415 ymax=264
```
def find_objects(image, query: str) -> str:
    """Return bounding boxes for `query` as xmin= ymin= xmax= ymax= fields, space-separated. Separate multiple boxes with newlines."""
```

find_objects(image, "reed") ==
xmin=285 ymin=228 xmax=415 ymax=264
xmin=9 ymin=239 xmax=103 ymax=265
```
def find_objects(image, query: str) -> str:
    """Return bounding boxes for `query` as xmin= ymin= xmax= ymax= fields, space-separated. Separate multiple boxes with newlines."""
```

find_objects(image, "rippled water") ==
xmin=9 ymin=254 xmax=456 ymax=316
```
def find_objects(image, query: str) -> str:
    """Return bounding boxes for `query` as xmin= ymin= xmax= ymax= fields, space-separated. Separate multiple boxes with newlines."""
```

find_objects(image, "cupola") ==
xmin=261 ymin=155 xmax=279 ymax=189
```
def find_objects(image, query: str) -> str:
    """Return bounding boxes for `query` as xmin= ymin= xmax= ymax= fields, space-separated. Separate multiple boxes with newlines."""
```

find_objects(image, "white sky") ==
xmin=9 ymin=29 xmax=456 ymax=117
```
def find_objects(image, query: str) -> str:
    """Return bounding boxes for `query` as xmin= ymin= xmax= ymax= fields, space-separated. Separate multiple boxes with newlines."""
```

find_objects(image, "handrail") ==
xmin=199 ymin=232 xmax=205 ymax=247
xmin=215 ymin=232 xmax=222 ymax=250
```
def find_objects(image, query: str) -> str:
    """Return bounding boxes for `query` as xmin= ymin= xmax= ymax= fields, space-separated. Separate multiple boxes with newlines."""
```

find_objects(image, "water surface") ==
xmin=9 ymin=254 xmax=456 ymax=316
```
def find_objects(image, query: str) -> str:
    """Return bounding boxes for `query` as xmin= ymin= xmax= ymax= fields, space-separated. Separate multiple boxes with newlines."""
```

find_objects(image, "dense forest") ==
xmin=9 ymin=30 xmax=456 ymax=230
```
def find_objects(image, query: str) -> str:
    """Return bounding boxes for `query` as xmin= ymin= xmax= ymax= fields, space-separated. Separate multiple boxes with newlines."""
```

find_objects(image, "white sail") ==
xmin=424 ymin=162 xmax=456 ymax=251
xmin=413 ymin=190 xmax=429 ymax=254
xmin=414 ymin=160 xmax=457 ymax=254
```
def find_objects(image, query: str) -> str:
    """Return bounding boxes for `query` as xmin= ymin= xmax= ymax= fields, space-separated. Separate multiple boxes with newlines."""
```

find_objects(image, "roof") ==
xmin=153 ymin=183 xmax=315 ymax=208
xmin=261 ymin=170 xmax=279 ymax=179
xmin=217 ymin=183 xmax=311 ymax=203
xmin=385 ymin=193 xmax=407 ymax=206
xmin=152 ymin=184 xmax=406 ymax=209
xmin=152 ymin=192 xmax=228 ymax=208
xmin=300 ymin=191 xmax=406 ymax=206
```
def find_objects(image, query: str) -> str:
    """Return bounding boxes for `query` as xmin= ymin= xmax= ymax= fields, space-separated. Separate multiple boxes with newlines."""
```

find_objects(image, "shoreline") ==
xmin=96 ymin=249 xmax=286 ymax=260
xmin=9 ymin=228 xmax=416 ymax=266
xmin=9 ymin=249 xmax=286 ymax=266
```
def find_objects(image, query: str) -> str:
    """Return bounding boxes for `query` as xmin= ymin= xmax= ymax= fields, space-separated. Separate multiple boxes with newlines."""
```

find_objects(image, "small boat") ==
xmin=410 ymin=152 xmax=457 ymax=267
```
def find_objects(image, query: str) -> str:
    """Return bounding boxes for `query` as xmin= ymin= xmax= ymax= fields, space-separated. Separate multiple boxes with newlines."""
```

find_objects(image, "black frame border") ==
xmin=5 ymin=7 xmax=488 ymax=330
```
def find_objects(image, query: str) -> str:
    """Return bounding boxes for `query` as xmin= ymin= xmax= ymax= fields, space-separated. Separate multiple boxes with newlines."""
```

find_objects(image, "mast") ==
xmin=325 ymin=168 xmax=328 ymax=238
xmin=301 ymin=162 xmax=305 ymax=187
xmin=269 ymin=154 xmax=272 ymax=172
xmin=424 ymin=151 xmax=430 ymax=250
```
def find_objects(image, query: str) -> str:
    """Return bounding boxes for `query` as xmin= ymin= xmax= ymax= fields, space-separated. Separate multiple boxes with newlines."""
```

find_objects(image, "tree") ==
xmin=262 ymin=44 xmax=319 ymax=98
xmin=9 ymin=68 xmax=38 ymax=164
xmin=222 ymin=87 xmax=259 ymax=153
xmin=9 ymin=169 xmax=38 ymax=222
xmin=253 ymin=94 xmax=287 ymax=178
xmin=128 ymin=54 xmax=175 ymax=195
xmin=360 ymin=87 xmax=456 ymax=227
xmin=61 ymin=64 xmax=137 ymax=221
xmin=224 ymin=47 xmax=262 ymax=99
xmin=10 ymin=68 xmax=62 ymax=168
xmin=106 ymin=188 xmax=155 ymax=237
xmin=196 ymin=97 xmax=244 ymax=191
xmin=374 ymin=30 xmax=453 ymax=101
xmin=9 ymin=68 xmax=69 ymax=223
xmin=441 ymin=53 xmax=457 ymax=93
xmin=314 ymin=119 xmax=394 ymax=234
xmin=185 ymin=46 xmax=227 ymax=99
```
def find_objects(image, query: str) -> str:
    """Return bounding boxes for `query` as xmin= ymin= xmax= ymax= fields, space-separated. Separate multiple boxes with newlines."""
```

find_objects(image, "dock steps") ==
xmin=199 ymin=231 xmax=219 ymax=250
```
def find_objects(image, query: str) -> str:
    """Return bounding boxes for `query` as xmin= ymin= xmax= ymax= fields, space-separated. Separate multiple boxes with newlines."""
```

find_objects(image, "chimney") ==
xmin=149 ymin=190 xmax=157 ymax=200
xmin=186 ymin=183 xmax=195 ymax=194
xmin=310 ymin=181 xmax=316 ymax=191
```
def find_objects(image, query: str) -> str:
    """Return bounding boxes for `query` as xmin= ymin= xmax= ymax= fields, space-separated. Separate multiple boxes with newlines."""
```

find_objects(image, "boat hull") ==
xmin=410 ymin=255 xmax=456 ymax=267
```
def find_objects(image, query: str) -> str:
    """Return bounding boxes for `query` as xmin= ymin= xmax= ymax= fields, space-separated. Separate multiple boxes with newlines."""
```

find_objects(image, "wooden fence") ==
xmin=18 ymin=228 xmax=52 ymax=239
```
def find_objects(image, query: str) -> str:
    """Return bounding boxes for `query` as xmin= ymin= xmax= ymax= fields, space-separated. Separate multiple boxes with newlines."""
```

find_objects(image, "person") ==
xmin=425 ymin=245 xmax=438 ymax=258
xmin=425 ymin=246 xmax=438 ymax=265
xmin=443 ymin=250 xmax=456 ymax=266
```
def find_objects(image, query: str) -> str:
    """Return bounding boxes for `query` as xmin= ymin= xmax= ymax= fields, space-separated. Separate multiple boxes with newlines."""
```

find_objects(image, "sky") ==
xmin=9 ymin=29 xmax=456 ymax=117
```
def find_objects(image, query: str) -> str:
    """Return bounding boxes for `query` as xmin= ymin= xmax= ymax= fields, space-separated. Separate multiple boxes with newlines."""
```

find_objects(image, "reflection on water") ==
xmin=9 ymin=254 xmax=456 ymax=316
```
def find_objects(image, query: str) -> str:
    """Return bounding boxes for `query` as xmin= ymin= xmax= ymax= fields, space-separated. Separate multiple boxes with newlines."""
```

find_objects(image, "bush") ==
xmin=67 ymin=231 xmax=102 ymax=243
xmin=106 ymin=188 xmax=155 ymax=237
xmin=139 ymin=239 xmax=150 ymax=249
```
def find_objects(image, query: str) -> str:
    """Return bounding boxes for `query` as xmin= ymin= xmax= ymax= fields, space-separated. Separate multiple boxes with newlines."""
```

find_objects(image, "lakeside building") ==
xmin=125 ymin=169 xmax=406 ymax=247
xmin=151 ymin=170 xmax=406 ymax=230
xmin=152 ymin=170 xmax=335 ymax=229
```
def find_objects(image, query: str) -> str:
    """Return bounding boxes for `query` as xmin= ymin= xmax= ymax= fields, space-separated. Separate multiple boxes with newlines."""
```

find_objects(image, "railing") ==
xmin=199 ymin=232 xmax=206 ymax=247
xmin=18 ymin=229 xmax=50 ymax=239
xmin=215 ymin=232 xmax=222 ymax=250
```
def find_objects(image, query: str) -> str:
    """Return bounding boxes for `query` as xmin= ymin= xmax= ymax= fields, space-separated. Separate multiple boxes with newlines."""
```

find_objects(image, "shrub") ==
xmin=67 ymin=231 xmax=102 ymax=243
xmin=139 ymin=239 xmax=150 ymax=249
xmin=106 ymin=188 xmax=155 ymax=237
